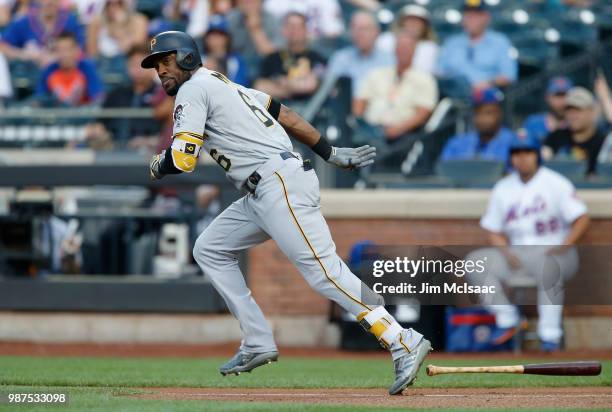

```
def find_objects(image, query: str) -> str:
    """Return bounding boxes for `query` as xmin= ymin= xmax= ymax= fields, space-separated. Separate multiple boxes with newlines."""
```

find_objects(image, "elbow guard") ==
xmin=170 ymin=132 xmax=204 ymax=173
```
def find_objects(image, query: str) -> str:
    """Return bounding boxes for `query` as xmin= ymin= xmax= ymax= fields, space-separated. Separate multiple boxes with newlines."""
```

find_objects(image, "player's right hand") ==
xmin=149 ymin=153 xmax=165 ymax=180
xmin=327 ymin=145 xmax=376 ymax=170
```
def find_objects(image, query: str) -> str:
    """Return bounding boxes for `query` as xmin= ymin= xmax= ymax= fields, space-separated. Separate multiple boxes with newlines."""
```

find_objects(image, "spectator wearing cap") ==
xmin=86 ymin=0 xmax=148 ymax=58
xmin=326 ymin=11 xmax=393 ymax=96
xmin=543 ymin=87 xmax=606 ymax=175
xmin=377 ymin=5 xmax=439 ymax=74
xmin=202 ymin=14 xmax=250 ymax=87
xmin=0 ymin=0 xmax=84 ymax=67
xmin=440 ymin=87 xmax=516 ymax=163
xmin=262 ymin=0 xmax=344 ymax=40
xmin=352 ymin=31 xmax=438 ymax=143
xmin=437 ymin=0 xmax=517 ymax=92
xmin=522 ymin=76 xmax=573 ymax=142
xmin=227 ymin=0 xmax=282 ymax=76
xmin=254 ymin=12 xmax=325 ymax=102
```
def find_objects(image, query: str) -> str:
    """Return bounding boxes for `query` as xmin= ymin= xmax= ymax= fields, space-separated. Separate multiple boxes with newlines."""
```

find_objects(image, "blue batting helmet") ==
xmin=510 ymin=129 xmax=540 ymax=152
xmin=510 ymin=129 xmax=541 ymax=163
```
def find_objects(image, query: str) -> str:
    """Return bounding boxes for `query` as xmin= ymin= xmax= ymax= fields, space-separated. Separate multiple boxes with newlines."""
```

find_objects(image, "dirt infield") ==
xmin=0 ymin=341 xmax=387 ymax=358
xmin=132 ymin=387 xmax=612 ymax=408
xmin=2 ymin=341 xmax=612 ymax=360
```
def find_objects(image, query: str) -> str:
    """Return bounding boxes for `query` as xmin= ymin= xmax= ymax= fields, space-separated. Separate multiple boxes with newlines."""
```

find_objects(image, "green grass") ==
xmin=0 ymin=356 xmax=610 ymax=411
xmin=1 ymin=356 xmax=610 ymax=389
xmin=0 ymin=385 xmax=435 ymax=412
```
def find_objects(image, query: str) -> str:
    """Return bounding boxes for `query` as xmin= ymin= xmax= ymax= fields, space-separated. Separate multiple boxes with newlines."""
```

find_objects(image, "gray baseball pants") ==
xmin=193 ymin=155 xmax=422 ymax=354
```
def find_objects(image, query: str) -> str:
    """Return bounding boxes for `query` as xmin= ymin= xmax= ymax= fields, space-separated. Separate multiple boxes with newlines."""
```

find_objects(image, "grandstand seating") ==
xmin=597 ymin=162 xmax=612 ymax=179
xmin=8 ymin=61 xmax=39 ymax=100
xmin=543 ymin=159 xmax=588 ymax=182
xmin=0 ymin=0 xmax=610 ymax=188
xmin=95 ymin=56 xmax=130 ymax=88
xmin=0 ymin=125 xmax=86 ymax=148
xmin=435 ymin=159 xmax=505 ymax=188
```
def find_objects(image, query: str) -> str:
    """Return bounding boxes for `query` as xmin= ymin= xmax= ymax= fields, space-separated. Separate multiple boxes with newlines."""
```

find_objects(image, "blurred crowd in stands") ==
xmin=0 ymin=0 xmax=610 ymax=280
xmin=0 ymin=0 xmax=611 ymax=181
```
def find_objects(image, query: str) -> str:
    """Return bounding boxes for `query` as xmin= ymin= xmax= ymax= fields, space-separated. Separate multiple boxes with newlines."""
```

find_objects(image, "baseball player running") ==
xmin=469 ymin=131 xmax=590 ymax=351
xmin=142 ymin=31 xmax=431 ymax=395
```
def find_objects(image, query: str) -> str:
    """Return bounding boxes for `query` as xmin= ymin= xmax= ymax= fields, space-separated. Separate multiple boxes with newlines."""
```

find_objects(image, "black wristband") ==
xmin=311 ymin=136 xmax=333 ymax=161
xmin=159 ymin=148 xmax=183 ymax=175
xmin=268 ymin=98 xmax=281 ymax=120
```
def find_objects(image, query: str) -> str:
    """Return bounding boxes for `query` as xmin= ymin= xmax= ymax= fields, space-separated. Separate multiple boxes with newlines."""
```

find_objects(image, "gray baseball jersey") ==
xmin=171 ymin=68 xmax=293 ymax=188
xmin=172 ymin=67 xmax=422 ymax=358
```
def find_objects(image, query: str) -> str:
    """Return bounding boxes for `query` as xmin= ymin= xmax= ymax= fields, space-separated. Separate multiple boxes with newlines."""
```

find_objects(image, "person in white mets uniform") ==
xmin=469 ymin=130 xmax=590 ymax=352
xmin=142 ymin=30 xmax=431 ymax=394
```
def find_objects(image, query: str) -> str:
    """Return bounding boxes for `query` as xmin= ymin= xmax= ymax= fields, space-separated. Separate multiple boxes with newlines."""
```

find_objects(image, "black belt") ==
xmin=245 ymin=152 xmax=312 ymax=194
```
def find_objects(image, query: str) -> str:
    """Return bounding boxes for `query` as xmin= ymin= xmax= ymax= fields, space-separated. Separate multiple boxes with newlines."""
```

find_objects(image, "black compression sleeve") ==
xmin=159 ymin=148 xmax=183 ymax=175
xmin=311 ymin=136 xmax=333 ymax=161
xmin=268 ymin=98 xmax=281 ymax=120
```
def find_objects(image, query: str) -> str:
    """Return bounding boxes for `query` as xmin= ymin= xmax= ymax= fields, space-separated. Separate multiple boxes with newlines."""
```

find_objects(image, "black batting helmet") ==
xmin=141 ymin=31 xmax=202 ymax=71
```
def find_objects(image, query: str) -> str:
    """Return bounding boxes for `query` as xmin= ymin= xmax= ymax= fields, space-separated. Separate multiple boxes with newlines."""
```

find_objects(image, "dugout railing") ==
xmin=0 ymin=159 xmax=241 ymax=313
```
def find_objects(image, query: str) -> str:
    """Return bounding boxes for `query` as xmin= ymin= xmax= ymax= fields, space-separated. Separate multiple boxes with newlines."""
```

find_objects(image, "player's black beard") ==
xmin=166 ymin=83 xmax=180 ymax=96
xmin=165 ymin=71 xmax=193 ymax=96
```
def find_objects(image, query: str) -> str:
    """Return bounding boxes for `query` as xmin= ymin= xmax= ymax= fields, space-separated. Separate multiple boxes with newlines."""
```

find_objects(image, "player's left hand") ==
xmin=328 ymin=145 xmax=376 ymax=170
xmin=149 ymin=153 xmax=165 ymax=180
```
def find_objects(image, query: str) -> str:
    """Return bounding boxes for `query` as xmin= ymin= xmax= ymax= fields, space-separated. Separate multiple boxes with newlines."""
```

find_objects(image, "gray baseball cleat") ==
xmin=388 ymin=338 xmax=432 ymax=395
xmin=219 ymin=350 xmax=279 ymax=376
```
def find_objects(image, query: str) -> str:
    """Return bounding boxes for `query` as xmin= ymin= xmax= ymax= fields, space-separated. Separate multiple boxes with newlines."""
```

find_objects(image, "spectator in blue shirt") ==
xmin=441 ymin=87 xmax=516 ymax=163
xmin=36 ymin=31 xmax=104 ymax=107
xmin=326 ymin=10 xmax=394 ymax=95
xmin=202 ymin=15 xmax=251 ymax=87
xmin=522 ymin=76 xmax=573 ymax=142
xmin=0 ymin=0 xmax=84 ymax=67
xmin=437 ymin=0 xmax=517 ymax=92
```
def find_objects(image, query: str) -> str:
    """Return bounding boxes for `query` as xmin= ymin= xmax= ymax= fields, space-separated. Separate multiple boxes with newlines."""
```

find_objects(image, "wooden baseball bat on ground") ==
xmin=426 ymin=361 xmax=602 ymax=376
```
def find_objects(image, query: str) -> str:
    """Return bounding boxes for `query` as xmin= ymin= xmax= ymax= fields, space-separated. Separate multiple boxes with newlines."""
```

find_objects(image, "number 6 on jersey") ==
xmin=210 ymin=148 xmax=232 ymax=171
